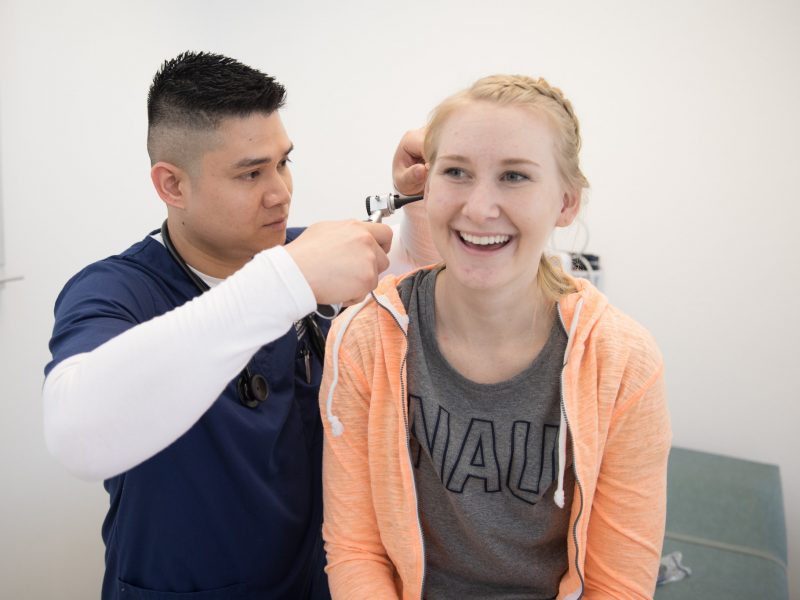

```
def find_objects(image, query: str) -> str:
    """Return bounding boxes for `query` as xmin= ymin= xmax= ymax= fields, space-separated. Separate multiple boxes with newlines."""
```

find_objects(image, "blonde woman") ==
xmin=319 ymin=75 xmax=671 ymax=599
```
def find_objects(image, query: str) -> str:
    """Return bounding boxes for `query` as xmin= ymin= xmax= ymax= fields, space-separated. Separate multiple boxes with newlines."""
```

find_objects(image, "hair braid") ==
xmin=527 ymin=78 xmax=582 ymax=153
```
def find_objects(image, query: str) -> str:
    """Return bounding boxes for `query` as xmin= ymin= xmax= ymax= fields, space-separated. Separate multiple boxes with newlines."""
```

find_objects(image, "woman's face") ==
xmin=425 ymin=101 xmax=579 ymax=294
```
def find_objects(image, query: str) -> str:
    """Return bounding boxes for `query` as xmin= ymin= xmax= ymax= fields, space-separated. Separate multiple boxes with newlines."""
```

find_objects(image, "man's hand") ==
xmin=392 ymin=128 xmax=427 ymax=196
xmin=286 ymin=221 xmax=393 ymax=306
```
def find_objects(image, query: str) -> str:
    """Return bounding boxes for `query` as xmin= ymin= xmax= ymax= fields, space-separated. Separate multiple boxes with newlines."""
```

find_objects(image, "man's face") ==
xmin=178 ymin=111 xmax=293 ymax=275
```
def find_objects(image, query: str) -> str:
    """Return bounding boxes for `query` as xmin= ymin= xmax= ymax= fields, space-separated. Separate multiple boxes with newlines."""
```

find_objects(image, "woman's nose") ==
xmin=461 ymin=181 xmax=500 ymax=222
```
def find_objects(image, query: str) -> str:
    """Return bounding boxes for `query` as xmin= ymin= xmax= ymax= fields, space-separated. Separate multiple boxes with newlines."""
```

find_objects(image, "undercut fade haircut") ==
xmin=146 ymin=51 xmax=287 ymax=166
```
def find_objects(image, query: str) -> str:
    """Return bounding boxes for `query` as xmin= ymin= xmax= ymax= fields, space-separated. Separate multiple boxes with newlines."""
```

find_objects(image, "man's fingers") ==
xmin=362 ymin=221 xmax=393 ymax=254
xmin=409 ymin=163 xmax=428 ymax=186
xmin=285 ymin=220 xmax=396 ymax=306
xmin=392 ymin=128 xmax=427 ymax=196
xmin=376 ymin=247 xmax=390 ymax=275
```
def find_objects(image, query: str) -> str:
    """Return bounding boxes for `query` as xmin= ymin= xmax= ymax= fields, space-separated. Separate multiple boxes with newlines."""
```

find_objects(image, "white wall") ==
xmin=2 ymin=0 xmax=798 ymax=597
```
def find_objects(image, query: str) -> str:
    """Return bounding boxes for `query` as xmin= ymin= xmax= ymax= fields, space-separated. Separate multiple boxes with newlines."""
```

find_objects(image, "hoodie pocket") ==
xmin=117 ymin=579 xmax=246 ymax=599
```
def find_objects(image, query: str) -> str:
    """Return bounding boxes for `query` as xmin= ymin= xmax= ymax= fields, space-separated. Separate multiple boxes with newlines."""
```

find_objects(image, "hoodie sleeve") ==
xmin=582 ymin=332 xmax=672 ymax=599
xmin=319 ymin=314 xmax=401 ymax=600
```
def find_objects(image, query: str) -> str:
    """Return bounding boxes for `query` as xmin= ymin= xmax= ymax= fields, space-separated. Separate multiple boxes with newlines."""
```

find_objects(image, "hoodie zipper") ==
xmin=375 ymin=296 xmax=427 ymax=600
xmin=557 ymin=303 xmax=585 ymax=599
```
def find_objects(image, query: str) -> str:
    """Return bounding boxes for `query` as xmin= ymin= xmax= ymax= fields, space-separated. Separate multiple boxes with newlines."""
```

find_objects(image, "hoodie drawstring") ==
xmin=555 ymin=297 xmax=584 ymax=509
xmin=324 ymin=297 xmax=371 ymax=437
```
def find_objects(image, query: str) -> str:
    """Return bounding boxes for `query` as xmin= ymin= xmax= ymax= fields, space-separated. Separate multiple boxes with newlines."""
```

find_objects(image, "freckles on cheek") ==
xmin=426 ymin=199 xmax=450 ymax=226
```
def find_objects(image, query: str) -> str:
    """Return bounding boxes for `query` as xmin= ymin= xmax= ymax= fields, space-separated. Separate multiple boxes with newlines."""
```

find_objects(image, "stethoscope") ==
xmin=160 ymin=221 xmax=328 ymax=409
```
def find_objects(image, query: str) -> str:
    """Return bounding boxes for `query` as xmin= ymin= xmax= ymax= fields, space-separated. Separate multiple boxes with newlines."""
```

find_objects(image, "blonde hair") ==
xmin=424 ymin=75 xmax=590 ymax=302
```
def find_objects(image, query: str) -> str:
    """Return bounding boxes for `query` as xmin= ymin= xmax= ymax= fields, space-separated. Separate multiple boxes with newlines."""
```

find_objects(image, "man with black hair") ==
xmin=42 ymin=51 xmax=434 ymax=599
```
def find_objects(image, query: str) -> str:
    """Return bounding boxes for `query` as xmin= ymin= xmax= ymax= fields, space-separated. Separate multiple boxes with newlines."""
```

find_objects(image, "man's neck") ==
xmin=164 ymin=221 xmax=247 ymax=279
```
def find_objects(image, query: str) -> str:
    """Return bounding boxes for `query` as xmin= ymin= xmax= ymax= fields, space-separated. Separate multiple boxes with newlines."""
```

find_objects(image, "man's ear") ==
xmin=556 ymin=188 xmax=581 ymax=227
xmin=151 ymin=161 xmax=189 ymax=209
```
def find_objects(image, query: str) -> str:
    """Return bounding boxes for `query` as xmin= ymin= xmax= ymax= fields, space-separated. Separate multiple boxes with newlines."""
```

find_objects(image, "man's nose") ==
xmin=262 ymin=175 xmax=291 ymax=208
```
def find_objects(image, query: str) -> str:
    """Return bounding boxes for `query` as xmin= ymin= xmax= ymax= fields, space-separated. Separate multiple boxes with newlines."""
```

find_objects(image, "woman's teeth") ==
xmin=459 ymin=232 xmax=510 ymax=246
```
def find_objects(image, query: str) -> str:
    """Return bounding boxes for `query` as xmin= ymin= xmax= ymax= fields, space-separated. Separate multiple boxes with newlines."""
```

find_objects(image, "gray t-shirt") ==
xmin=400 ymin=267 xmax=575 ymax=600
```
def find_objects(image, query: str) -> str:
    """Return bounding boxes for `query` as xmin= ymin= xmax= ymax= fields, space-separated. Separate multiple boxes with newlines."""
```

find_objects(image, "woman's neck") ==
xmin=433 ymin=269 xmax=555 ymax=384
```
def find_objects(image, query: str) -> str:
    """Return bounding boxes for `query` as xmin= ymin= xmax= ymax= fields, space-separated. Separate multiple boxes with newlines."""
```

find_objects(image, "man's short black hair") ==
xmin=147 ymin=51 xmax=286 ymax=165
xmin=148 ymin=51 xmax=286 ymax=128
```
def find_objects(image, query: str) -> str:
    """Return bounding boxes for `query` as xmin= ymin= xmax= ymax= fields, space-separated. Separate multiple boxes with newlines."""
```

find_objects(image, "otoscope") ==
xmin=364 ymin=193 xmax=424 ymax=223
xmin=314 ymin=192 xmax=424 ymax=319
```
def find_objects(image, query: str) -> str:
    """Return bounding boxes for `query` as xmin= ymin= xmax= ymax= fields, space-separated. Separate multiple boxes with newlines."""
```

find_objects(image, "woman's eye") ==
xmin=443 ymin=167 xmax=465 ymax=178
xmin=502 ymin=171 xmax=529 ymax=183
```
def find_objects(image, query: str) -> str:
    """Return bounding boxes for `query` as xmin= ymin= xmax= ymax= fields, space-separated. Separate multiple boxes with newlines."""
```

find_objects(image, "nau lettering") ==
xmin=410 ymin=394 xmax=560 ymax=505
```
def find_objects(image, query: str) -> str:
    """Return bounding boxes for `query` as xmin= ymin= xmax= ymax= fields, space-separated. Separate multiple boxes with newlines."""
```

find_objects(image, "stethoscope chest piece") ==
xmin=160 ymin=219 xmax=324 ymax=411
xmin=238 ymin=370 xmax=270 ymax=409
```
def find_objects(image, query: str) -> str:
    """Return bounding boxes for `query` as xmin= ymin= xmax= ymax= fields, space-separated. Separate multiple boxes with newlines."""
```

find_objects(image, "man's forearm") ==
xmin=43 ymin=246 xmax=316 ymax=481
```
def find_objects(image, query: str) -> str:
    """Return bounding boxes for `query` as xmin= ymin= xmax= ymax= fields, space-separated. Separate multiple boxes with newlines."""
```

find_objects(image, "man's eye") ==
xmin=502 ymin=171 xmax=529 ymax=183
xmin=244 ymin=170 xmax=261 ymax=180
xmin=279 ymin=157 xmax=292 ymax=169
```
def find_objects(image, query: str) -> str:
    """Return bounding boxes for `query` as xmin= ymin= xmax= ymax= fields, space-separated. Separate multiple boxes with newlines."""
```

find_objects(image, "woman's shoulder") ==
xmin=328 ymin=269 xmax=423 ymax=358
xmin=569 ymin=279 xmax=663 ymax=375
xmin=592 ymin=308 xmax=665 ymax=410
xmin=599 ymin=304 xmax=660 ymax=355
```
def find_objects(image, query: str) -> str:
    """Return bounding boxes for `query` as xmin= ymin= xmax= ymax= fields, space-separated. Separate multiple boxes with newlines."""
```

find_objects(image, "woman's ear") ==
xmin=150 ymin=162 xmax=189 ymax=209
xmin=423 ymin=162 xmax=432 ymax=197
xmin=556 ymin=189 xmax=581 ymax=227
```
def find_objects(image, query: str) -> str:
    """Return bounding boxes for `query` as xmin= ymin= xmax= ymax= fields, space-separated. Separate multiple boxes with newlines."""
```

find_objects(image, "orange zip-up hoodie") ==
xmin=319 ymin=270 xmax=671 ymax=600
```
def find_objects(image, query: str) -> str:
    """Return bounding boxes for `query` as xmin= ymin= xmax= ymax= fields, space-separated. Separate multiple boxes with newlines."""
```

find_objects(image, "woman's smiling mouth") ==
xmin=457 ymin=231 xmax=512 ymax=250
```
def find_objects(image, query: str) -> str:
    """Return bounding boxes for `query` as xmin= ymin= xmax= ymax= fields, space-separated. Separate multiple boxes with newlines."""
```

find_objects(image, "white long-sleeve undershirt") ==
xmin=43 ymin=245 xmax=316 ymax=481
xmin=43 ymin=218 xmax=438 ymax=482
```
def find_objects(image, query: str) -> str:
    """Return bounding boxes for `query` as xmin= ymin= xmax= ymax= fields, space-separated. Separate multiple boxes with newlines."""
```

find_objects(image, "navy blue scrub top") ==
xmin=46 ymin=228 xmax=331 ymax=600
